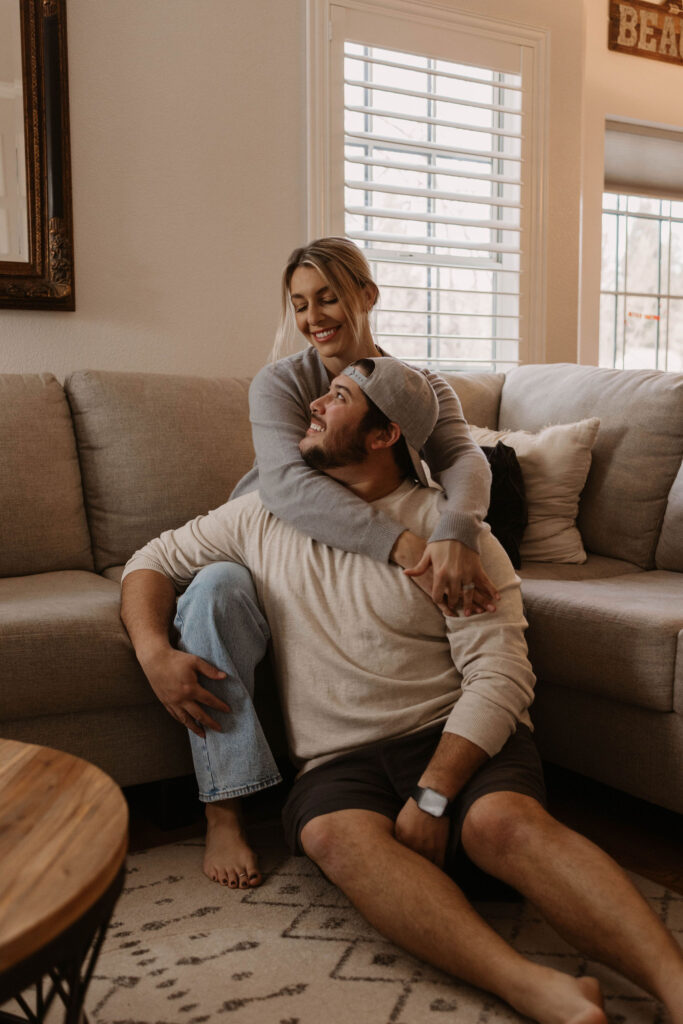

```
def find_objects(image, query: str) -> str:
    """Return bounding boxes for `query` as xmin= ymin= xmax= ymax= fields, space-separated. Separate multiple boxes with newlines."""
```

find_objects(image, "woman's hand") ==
xmin=404 ymin=539 xmax=499 ymax=617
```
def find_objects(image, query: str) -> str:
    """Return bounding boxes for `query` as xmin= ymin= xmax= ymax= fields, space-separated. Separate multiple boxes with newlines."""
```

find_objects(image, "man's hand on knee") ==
xmin=139 ymin=646 xmax=231 ymax=738
xmin=394 ymin=798 xmax=450 ymax=868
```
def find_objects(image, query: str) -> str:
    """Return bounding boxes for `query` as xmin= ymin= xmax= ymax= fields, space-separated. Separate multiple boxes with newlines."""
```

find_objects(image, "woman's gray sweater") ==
xmin=231 ymin=346 xmax=491 ymax=562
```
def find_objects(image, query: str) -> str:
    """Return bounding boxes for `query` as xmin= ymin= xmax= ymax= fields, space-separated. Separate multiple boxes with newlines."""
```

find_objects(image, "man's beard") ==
xmin=300 ymin=423 xmax=368 ymax=472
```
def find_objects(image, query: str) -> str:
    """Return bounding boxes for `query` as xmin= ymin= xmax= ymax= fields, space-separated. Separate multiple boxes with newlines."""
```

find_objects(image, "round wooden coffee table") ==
xmin=0 ymin=740 xmax=128 ymax=1023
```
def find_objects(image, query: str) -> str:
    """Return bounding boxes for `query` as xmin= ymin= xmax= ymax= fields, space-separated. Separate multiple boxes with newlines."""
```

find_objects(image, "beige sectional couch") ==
xmin=1 ymin=364 xmax=681 ymax=812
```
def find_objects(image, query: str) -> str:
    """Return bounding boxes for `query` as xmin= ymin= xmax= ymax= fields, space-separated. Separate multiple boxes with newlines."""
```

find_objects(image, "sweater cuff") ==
xmin=442 ymin=691 xmax=517 ymax=758
xmin=428 ymin=511 xmax=482 ymax=553
xmin=121 ymin=557 xmax=180 ymax=588
xmin=367 ymin=519 xmax=408 ymax=563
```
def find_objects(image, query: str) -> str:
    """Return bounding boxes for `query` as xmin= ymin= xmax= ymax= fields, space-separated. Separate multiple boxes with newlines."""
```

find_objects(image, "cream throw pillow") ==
xmin=470 ymin=419 xmax=601 ymax=564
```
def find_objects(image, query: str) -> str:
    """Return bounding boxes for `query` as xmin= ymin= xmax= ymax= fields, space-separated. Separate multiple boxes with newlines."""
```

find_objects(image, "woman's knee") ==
xmin=184 ymin=561 xmax=256 ymax=605
xmin=178 ymin=562 xmax=268 ymax=636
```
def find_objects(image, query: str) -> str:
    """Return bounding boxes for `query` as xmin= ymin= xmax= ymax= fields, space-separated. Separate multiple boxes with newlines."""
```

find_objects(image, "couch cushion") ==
xmin=519 ymin=554 xmax=643 ymax=581
xmin=522 ymin=571 xmax=682 ymax=712
xmin=499 ymin=364 xmax=683 ymax=568
xmin=656 ymin=457 xmax=683 ymax=572
xmin=470 ymin=419 xmax=600 ymax=563
xmin=0 ymin=571 xmax=155 ymax=718
xmin=65 ymin=370 xmax=255 ymax=571
xmin=0 ymin=374 xmax=93 ymax=577
xmin=441 ymin=371 xmax=504 ymax=428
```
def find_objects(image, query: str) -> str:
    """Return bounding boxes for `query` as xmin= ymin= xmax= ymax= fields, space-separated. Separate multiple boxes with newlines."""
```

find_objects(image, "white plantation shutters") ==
xmin=322 ymin=3 xmax=543 ymax=371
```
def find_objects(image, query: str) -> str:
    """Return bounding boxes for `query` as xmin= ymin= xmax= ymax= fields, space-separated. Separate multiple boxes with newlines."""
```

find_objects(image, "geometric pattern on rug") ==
xmin=11 ymin=840 xmax=681 ymax=1024
xmin=89 ymin=840 xmax=681 ymax=1024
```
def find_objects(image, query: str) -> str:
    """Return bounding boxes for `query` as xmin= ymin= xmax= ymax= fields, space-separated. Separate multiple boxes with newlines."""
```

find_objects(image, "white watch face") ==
xmin=418 ymin=787 xmax=448 ymax=816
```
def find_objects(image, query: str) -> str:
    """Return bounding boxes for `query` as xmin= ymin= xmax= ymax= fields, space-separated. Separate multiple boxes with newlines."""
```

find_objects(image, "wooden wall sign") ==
xmin=609 ymin=1 xmax=683 ymax=66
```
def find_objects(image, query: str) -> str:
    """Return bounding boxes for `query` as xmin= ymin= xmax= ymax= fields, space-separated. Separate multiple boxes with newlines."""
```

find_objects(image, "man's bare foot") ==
xmin=513 ymin=971 xmax=606 ymax=1024
xmin=203 ymin=799 xmax=262 ymax=889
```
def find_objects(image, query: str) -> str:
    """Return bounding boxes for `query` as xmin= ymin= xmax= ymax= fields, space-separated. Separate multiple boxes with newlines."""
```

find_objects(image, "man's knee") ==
xmin=461 ymin=791 xmax=550 ymax=865
xmin=301 ymin=810 xmax=392 ymax=879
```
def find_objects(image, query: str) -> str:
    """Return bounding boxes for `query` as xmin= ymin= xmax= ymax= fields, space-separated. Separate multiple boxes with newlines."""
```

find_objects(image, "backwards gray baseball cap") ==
xmin=342 ymin=357 xmax=438 ymax=486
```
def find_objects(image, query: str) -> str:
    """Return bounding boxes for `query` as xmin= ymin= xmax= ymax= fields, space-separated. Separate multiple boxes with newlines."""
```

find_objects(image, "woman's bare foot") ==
xmin=203 ymin=799 xmax=262 ymax=889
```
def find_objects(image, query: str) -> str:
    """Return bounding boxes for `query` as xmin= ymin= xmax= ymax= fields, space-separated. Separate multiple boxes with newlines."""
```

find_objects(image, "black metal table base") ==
xmin=0 ymin=865 xmax=125 ymax=1024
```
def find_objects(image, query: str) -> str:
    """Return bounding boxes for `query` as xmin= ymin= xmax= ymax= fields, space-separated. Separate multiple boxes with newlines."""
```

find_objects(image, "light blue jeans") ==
xmin=173 ymin=561 xmax=283 ymax=802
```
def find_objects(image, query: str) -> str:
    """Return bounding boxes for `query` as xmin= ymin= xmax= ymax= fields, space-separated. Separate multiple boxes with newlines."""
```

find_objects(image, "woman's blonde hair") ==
xmin=269 ymin=237 xmax=379 ymax=362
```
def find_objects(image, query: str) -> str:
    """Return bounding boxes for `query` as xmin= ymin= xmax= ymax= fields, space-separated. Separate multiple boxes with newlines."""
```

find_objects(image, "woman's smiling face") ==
xmin=289 ymin=264 xmax=353 ymax=363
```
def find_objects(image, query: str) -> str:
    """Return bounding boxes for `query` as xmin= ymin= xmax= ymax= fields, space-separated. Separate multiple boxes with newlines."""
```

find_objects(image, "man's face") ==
xmin=299 ymin=374 xmax=371 ymax=471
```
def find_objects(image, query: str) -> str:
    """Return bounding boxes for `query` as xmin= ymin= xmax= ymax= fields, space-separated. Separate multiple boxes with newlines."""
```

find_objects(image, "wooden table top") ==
xmin=0 ymin=740 xmax=128 ymax=973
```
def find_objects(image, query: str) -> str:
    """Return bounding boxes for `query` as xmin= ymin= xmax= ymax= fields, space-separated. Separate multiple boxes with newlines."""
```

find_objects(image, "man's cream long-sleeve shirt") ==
xmin=123 ymin=480 xmax=535 ymax=773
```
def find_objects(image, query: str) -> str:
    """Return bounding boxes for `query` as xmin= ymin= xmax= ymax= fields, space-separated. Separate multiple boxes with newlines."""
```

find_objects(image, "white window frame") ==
xmin=306 ymin=0 xmax=549 ymax=367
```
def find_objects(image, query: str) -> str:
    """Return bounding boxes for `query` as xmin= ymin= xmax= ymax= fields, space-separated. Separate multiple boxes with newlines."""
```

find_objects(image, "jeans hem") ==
xmin=199 ymin=773 xmax=283 ymax=802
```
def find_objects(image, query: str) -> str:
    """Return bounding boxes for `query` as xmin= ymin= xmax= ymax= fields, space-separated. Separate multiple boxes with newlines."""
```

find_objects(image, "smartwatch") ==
xmin=411 ymin=785 xmax=453 ymax=818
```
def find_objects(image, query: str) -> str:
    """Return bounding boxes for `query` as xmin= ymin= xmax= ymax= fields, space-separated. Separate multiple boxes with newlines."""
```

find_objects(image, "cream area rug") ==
xmin=71 ymin=839 xmax=683 ymax=1024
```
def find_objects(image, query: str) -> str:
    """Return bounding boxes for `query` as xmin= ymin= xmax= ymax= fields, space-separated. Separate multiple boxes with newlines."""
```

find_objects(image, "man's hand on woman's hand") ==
xmin=139 ymin=646 xmax=231 ymax=738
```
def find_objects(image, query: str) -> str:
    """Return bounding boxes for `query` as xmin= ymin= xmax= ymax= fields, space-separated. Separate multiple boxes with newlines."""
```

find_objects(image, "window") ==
xmin=600 ymin=120 xmax=683 ymax=371
xmin=343 ymin=43 xmax=523 ymax=373
xmin=600 ymin=194 xmax=683 ymax=372
xmin=309 ymin=1 xmax=546 ymax=372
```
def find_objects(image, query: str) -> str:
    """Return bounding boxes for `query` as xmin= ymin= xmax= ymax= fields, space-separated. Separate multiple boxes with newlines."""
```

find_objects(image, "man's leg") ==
xmin=461 ymin=792 xmax=683 ymax=1021
xmin=301 ymin=810 xmax=607 ymax=1024
xmin=174 ymin=561 xmax=282 ymax=888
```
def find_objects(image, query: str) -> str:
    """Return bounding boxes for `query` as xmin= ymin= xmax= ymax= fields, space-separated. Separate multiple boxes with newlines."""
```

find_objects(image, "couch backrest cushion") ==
xmin=65 ymin=370 xmax=255 ymax=571
xmin=499 ymin=364 xmax=683 ymax=568
xmin=441 ymin=371 xmax=504 ymax=428
xmin=0 ymin=374 xmax=93 ymax=577
xmin=656 ymin=457 xmax=683 ymax=571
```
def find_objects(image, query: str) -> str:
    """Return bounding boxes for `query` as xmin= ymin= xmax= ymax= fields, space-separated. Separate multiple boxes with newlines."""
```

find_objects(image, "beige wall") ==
xmin=1 ymin=0 xmax=585 ymax=377
xmin=580 ymin=0 xmax=683 ymax=364
xmin=0 ymin=0 xmax=306 ymax=379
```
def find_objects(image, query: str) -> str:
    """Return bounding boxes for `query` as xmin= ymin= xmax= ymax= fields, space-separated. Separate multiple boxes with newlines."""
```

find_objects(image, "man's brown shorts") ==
xmin=282 ymin=722 xmax=546 ymax=887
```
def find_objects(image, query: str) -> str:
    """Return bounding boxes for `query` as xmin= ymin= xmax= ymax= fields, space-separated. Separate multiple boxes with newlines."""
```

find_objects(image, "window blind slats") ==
xmin=378 ymin=332 xmax=520 ymax=341
xmin=378 ymin=308 xmax=518 ymax=317
xmin=345 ymin=179 xmax=521 ymax=209
xmin=350 ymin=229 xmax=519 ymax=254
xmin=345 ymin=78 xmax=521 ymax=116
xmin=366 ymin=248 xmax=521 ymax=271
xmin=346 ymin=206 xmax=521 ymax=233
xmin=345 ymin=130 xmax=523 ymax=164
xmin=345 ymin=153 xmax=522 ymax=187
xmin=346 ymin=52 xmax=523 ymax=93
xmin=345 ymin=104 xmax=522 ymax=141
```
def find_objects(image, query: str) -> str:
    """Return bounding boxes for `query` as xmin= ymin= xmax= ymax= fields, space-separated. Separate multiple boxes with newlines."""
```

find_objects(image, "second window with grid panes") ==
xmin=600 ymin=194 xmax=683 ymax=372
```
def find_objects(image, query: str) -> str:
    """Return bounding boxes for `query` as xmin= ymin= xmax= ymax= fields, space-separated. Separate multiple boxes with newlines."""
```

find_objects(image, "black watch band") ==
xmin=411 ymin=784 xmax=453 ymax=818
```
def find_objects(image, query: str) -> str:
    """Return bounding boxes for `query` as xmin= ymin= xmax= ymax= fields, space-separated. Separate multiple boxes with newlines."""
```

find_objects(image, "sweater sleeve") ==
xmin=121 ymin=500 xmax=252 ymax=589
xmin=249 ymin=362 xmax=405 ymax=562
xmin=419 ymin=368 xmax=491 ymax=553
xmin=442 ymin=531 xmax=536 ymax=757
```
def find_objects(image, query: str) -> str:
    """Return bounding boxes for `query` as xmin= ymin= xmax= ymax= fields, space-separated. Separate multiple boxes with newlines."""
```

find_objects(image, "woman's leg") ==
xmin=174 ymin=561 xmax=282 ymax=886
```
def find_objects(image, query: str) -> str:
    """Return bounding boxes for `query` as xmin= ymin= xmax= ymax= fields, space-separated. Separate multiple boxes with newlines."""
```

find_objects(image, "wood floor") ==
xmin=543 ymin=763 xmax=683 ymax=895
xmin=126 ymin=762 xmax=683 ymax=895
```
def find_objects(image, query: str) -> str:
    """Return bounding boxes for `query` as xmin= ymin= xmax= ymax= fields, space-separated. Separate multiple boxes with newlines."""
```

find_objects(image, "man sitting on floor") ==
xmin=121 ymin=358 xmax=683 ymax=1024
